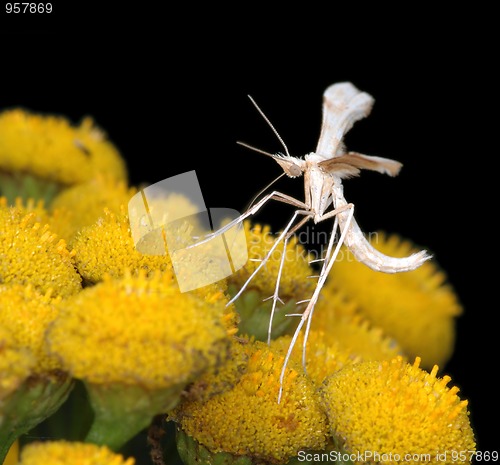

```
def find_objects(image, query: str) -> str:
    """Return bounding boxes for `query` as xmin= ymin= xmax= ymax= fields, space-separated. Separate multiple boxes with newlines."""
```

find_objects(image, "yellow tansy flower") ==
xmin=321 ymin=357 xmax=475 ymax=464
xmin=0 ymin=204 xmax=81 ymax=297
xmin=171 ymin=338 xmax=329 ymax=464
xmin=49 ymin=176 xmax=136 ymax=241
xmin=328 ymin=232 xmax=461 ymax=368
xmin=47 ymin=269 xmax=233 ymax=388
xmin=69 ymin=208 xmax=173 ymax=284
xmin=17 ymin=441 xmax=135 ymax=465
xmin=69 ymin=192 xmax=203 ymax=284
xmin=0 ymin=109 xmax=127 ymax=187
xmin=47 ymin=272 xmax=235 ymax=450
xmin=0 ymin=284 xmax=61 ymax=372
xmin=46 ymin=270 xmax=235 ymax=450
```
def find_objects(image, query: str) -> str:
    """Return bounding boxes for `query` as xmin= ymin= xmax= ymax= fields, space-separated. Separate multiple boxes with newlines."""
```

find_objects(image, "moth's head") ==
xmin=272 ymin=154 xmax=305 ymax=178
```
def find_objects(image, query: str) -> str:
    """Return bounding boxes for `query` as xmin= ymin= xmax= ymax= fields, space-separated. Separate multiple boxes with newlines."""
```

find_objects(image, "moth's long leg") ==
xmin=227 ymin=209 xmax=313 ymax=308
xmin=266 ymin=214 xmax=312 ymax=344
xmin=301 ymin=212 xmax=351 ymax=368
xmin=278 ymin=203 xmax=355 ymax=403
xmin=301 ymin=203 xmax=354 ymax=331
xmin=186 ymin=191 xmax=308 ymax=250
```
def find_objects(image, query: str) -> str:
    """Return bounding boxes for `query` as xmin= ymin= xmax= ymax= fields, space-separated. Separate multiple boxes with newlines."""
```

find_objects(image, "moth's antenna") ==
xmin=237 ymin=141 xmax=286 ymax=211
xmin=236 ymin=141 xmax=277 ymax=158
xmin=248 ymin=95 xmax=291 ymax=157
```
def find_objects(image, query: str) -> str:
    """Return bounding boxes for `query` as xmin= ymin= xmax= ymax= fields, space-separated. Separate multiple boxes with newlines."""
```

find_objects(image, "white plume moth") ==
xmin=190 ymin=82 xmax=431 ymax=401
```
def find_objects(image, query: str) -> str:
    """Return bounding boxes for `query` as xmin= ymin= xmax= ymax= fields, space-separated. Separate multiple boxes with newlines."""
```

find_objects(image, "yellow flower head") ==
xmin=0 ymin=109 xmax=127 ymax=186
xmin=0 ymin=204 xmax=81 ymax=297
xmin=329 ymin=232 xmax=462 ymax=368
xmin=69 ymin=208 xmax=173 ymax=284
xmin=49 ymin=176 xmax=136 ymax=241
xmin=46 ymin=270 xmax=234 ymax=389
xmin=321 ymin=357 xmax=475 ymax=464
xmin=17 ymin=441 xmax=134 ymax=465
xmin=69 ymin=190 xmax=205 ymax=284
xmin=0 ymin=284 xmax=61 ymax=372
xmin=0 ymin=326 xmax=34 ymax=401
xmin=171 ymin=338 xmax=329 ymax=464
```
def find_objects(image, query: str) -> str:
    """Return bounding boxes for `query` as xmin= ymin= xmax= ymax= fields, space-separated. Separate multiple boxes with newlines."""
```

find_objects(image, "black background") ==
xmin=2 ymin=3 xmax=497 ymax=455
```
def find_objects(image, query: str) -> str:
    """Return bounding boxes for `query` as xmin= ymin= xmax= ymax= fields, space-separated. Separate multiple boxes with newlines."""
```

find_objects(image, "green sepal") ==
xmin=228 ymin=285 xmax=296 ymax=342
xmin=0 ymin=172 xmax=61 ymax=206
xmin=0 ymin=371 xmax=74 ymax=463
xmin=84 ymin=381 xmax=186 ymax=451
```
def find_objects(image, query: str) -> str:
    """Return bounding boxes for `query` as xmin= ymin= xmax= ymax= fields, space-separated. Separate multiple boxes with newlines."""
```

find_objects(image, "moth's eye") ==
xmin=289 ymin=164 xmax=302 ymax=177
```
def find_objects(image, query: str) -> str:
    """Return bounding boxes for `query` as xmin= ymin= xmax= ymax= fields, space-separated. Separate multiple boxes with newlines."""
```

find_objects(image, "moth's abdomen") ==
xmin=333 ymin=188 xmax=431 ymax=273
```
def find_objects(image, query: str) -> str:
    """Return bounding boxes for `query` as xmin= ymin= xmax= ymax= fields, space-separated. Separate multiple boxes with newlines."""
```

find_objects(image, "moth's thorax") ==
xmin=304 ymin=152 xmax=328 ymax=164
xmin=304 ymin=161 xmax=336 ymax=221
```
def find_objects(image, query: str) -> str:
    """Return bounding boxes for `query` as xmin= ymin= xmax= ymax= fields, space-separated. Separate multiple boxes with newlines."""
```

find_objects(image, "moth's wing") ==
xmin=318 ymin=161 xmax=361 ymax=179
xmin=315 ymin=82 xmax=374 ymax=160
xmin=319 ymin=152 xmax=402 ymax=178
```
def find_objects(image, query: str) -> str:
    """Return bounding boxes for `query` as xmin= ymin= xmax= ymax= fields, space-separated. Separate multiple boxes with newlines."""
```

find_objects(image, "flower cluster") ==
xmin=0 ymin=108 xmax=474 ymax=465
